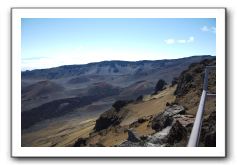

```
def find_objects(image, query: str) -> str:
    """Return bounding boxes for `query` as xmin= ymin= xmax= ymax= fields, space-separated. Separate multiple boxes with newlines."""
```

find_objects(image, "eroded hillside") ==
xmin=73 ymin=58 xmax=216 ymax=147
xmin=21 ymin=56 xmax=215 ymax=147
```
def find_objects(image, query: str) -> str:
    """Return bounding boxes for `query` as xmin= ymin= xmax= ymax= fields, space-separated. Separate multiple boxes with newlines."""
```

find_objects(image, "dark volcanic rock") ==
xmin=94 ymin=109 xmax=121 ymax=131
xmin=94 ymin=99 xmax=133 ymax=131
xmin=94 ymin=100 xmax=133 ymax=132
xmin=120 ymin=117 xmax=188 ymax=147
xmin=166 ymin=120 xmax=187 ymax=145
xmin=163 ymin=105 xmax=185 ymax=116
xmin=146 ymin=126 xmax=172 ymax=145
xmin=171 ymin=77 xmax=178 ymax=86
xmin=154 ymin=79 xmax=167 ymax=93
xmin=127 ymin=129 xmax=141 ymax=142
xmin=151 ymin=104 xmax=185 ymax=131
xmin=151 ymin=114 xmax=173 ymax=131
xmin=74 ymin=138 xmax=87 ymax=147
xmin=112 ymin=100 xmax=133 ymax=111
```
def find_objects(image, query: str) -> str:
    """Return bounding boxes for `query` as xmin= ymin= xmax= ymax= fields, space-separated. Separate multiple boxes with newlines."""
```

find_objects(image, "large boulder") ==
xmin=94 ymin=109 xmax=121 ymax=131
xmin=163 ymin=104 xmax=185 ymax=117
xmin=147 ymin=126 xmax=172 ymax=144
xmin=120 ymin=118 xmax=188 ymax=147
xmin=151 ymin=104 xmax=185 ymax=131
xmin=151 ymin=114 xmax=173 ymax=131
xmin=154 ymin=79 xmax=167 ymax=94
xmin=94 ymin=100 xmax=134 ymax=131
xmin=166 ymin=120 xmax=187 ymax=145
xmin=173 ymin=114 xmax=195 ymax=127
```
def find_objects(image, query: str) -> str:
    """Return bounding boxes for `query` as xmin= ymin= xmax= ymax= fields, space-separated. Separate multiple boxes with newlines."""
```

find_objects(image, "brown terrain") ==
xmin=21 ymin=56 xmax=216 ymax=147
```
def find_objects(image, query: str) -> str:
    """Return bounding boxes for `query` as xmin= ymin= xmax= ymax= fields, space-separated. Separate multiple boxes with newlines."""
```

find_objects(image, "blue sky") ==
xmin=21 ymin=18 xmax=216 ymax=70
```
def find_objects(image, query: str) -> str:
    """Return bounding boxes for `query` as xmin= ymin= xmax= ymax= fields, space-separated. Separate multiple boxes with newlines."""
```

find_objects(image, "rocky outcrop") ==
xmin=174 ymin=58 xmax=216 ymax=116
xmin=154 ymin=79 xmax=167 ymax=94
xmin=94 ymin=100 xmax=133 ymax=132
xmin=151 ymin=104 xmax=185 ymax=131
xmin=94 ymin=108 xmax=122 ymax=131
xmin=119 ymin=104 xmax=192 ymax=147
xmin=112 ymin=100 xmax=133 ymax=111
xmin=173 ymin=114 xmax=195 ymax=127
xmin=166 ymin=120 xmax=187 ymax=145
xmin=174 ymin=58 xmax=216 ymax=97
xmin=163 ymin=104 xmax=185 ymax=116
xmin=151 ymin=114 xmax=173 ymax=132
xmin=119 ymin=119 xmax=189 ymax=147
xmin=146 ymin=126 xmax=172 ymax=145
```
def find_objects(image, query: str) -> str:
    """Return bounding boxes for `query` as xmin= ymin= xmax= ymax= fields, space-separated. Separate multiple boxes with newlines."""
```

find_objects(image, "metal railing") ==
xmin=187 ymin=66 xmax=216 ymax=147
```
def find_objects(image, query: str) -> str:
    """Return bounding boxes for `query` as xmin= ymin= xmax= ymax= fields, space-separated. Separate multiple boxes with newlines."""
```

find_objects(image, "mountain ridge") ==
xmin=22 ymin=55 xmax=213 ymax=72
xmin=22 ymin=55 xmax=214 ymax=79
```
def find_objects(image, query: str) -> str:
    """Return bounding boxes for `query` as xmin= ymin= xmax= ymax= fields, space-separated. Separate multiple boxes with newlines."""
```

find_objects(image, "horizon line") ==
xmin=21 ymin=55 xmax=215 ymax=72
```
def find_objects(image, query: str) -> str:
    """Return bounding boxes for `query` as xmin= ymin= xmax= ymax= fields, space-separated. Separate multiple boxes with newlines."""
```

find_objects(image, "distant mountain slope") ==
xmin=22 ymin=80 xmax=64 ymax=101
xmin=21 ymin=55 xmax=214 ymax=112
xmin=21 ymin=55 xmax=215 ymax=137
xmin=22 ymin=55 xmax=214 ymax=80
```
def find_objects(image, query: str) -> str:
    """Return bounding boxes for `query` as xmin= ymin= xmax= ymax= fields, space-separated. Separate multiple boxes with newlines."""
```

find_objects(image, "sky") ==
xmin=21 ymin=18 xmax=216 ymax=70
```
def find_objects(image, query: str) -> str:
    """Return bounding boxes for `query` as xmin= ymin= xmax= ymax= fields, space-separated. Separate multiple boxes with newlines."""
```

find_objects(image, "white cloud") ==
xmin=201 ymin=26 xmax=209 ymax=32
xmin=201 ymin=25 xmax=216 ymax=33
xmin=164 ymin=39 xmax=175 ymax=44
xmin=187 ymin=36 xmax=194 ymax=43
xmin=164 ymin=36 xmax=194 ymax=45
